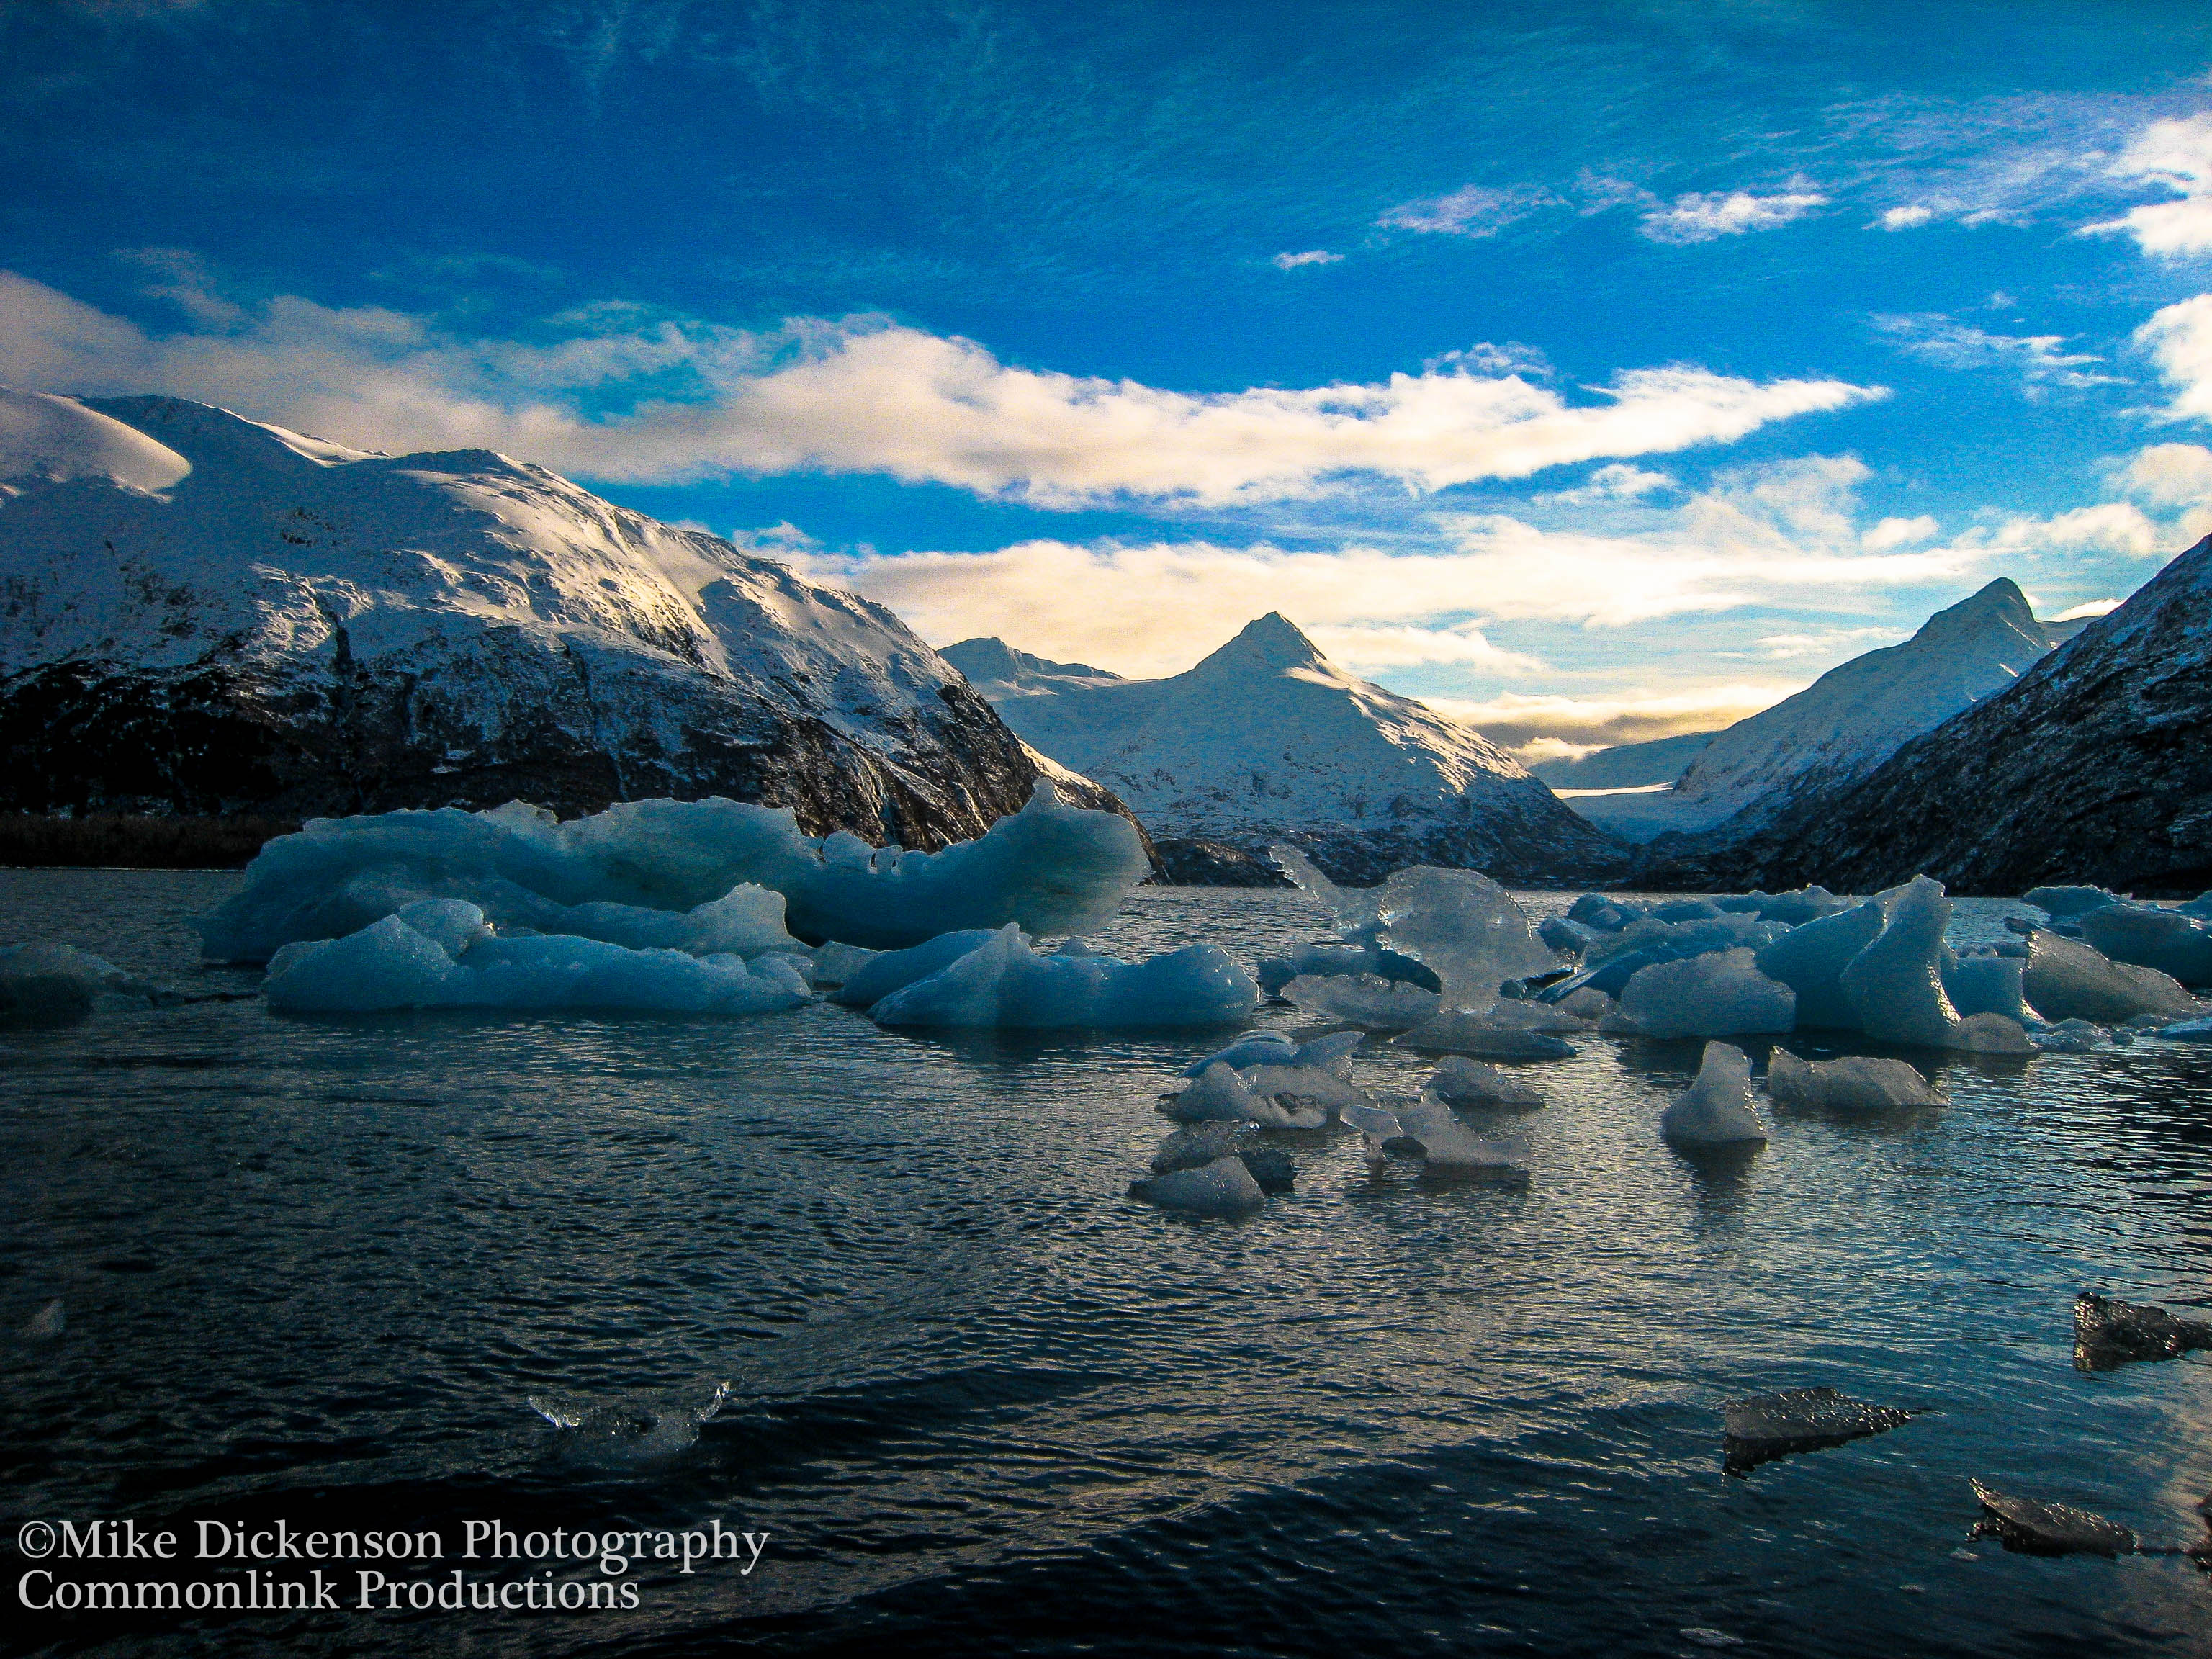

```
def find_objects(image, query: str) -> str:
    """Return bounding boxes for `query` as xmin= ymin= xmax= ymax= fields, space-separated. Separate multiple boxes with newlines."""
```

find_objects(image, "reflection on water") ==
xmin=0 ymin=871 xmax=2207 ymax=1658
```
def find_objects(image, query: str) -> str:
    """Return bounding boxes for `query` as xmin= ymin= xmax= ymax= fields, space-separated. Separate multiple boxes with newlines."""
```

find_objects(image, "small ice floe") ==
xmin=865 ymin=925 xmax=1259 ymax=1030
xmin=1338 ymin=1100 xmax=1523 ymax=1179
xmin=1162 ymin=1061 xmax=1350 ymax=1129
xmin=0 ymin=943 xmax=193 ymax=1025
xmin=1969 ymin=1479 xmax=2136 ymax=1557
xmin=2021 ymin=930 xmax=2196 ymax=1025
xmin=1393 ymin=1007 xmax=1577 ymax=1059
xmin=1128 ymin=1155 xmax=1267 ymax=1217
xmin=2072 ymin=1292 xmax=2212 ymax=1371
xmin=1181 ymin=1028 xmax=1362 ymax=1079
xmin=2033 ymin=1018 xmax=2110 ymax=1054
xmin=528 ymin=1380 xmax=730 ymax=1463
xmin=1423 ymin=1056 xmax=1545 ymax=1112
xmin=809 ymin=940 xmax=881 ymax=987
xmin=1139 ymin=1123 xmax=1294 ymax=1200
xmin=1340 ymin=1101 xmax=1405 ymax=1163
xmin=1618 ymin=948 xmax=1794 ymax=1040
xmin=1662 ymin=1043 xmax=1768 ymax=1146
xmin=1766 ymin=1051 xmax=1943 ymax=1113
xmin=1281 ymin=973 xmax=1440 ymax=1031
xmin=22 ymin=1298 xmax=64 ymax=1339
xmin=1720 ymin=1386 xmax=1920 ymax=1475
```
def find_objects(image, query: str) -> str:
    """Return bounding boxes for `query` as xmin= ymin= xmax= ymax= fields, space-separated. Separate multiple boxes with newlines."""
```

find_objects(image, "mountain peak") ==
xmin=1208 ymin=611 xmax=1323 ymax=671
xmin=1912 ymin=577 xmax=2048 ymax=649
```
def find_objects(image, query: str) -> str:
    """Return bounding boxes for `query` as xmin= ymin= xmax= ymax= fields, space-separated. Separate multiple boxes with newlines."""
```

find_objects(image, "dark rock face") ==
xmin=1151 ymin=838 xmax=1293 ymax=887
xmin=0 ymin=394 xmax=1128 ymax=848
xmin=1645 ymin=536 xmax=2212 ymax=896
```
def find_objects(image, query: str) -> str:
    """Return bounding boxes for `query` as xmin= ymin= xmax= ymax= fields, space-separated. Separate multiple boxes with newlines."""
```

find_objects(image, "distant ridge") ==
xmin=945 ymin=614 xmax=1625 ymax=884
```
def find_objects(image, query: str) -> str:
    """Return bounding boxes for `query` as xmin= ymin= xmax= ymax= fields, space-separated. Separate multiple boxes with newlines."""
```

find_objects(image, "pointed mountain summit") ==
xmin=1570 ymin=578 xmax=2054 ymax=846
xmin=944 ymin=615 xmax=1625 ymax=884
xmin=0 ymin=387 xmax=1112 ymax=840
xmin=1679 ymin=536 xmax=2212 ymax=894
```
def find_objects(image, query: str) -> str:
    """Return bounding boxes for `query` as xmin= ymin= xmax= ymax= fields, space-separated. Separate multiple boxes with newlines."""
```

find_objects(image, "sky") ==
xmin=6 ymin=0 xmax=2212 ymax=759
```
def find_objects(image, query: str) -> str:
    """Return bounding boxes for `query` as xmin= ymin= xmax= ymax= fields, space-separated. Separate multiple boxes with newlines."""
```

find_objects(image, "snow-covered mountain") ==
xmin=0 ymin=387 xmax=1100 ymax=842
xmin=1568 ymin=579 xmax=2054 ymax=845
xmin=1676 ymin=535 xmax=2212 ymax=896
xmin=942 ymin=615 xmax=1626 ymax=884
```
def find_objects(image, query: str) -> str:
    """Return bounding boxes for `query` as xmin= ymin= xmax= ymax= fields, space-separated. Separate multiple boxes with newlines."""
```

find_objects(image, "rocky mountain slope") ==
xmin=0 ymin=387 xmax=1107 ymax=844
xmin=1655 ymin=536 xmax=2212 ymax=896
xmin=1570 ymin=579 xmax=2054 ymax=846
xmin=943 ymin=616 xmax=1626 ymax=884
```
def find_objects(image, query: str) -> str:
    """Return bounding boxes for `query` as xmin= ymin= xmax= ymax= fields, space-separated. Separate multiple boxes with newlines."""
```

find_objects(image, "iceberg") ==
xmin=864 ymin=925 xmax=1257 ymax=1030
xmin=831 ymin=930 xmax=1000 ymax=1007
xmin=1282 ymin=973 xmax=1441 ymax=1031
xmin=1767 ymin=1049 xmax=1942 ymax=1112
xmin=1373 ymin=866 xmax=1560 ymax=1012
xmin=1840 ymin=876 xmax=1966 ymax=1048
xmin=1392 ymin=1098 xmax=1524 ymax=1172
xmin=809 ymin=940 xmax=880 ymax=986
xmin=1948 ymin=1012 xmax=2036 ymax=1054
xmin=1619 ymin=948 xmax=1795 ymax=1040
xmin=2022 ymin=930 xmax=2196 ymax=1023
xmin=1255 ymin=942 xmax=1442 ymax=997
xmin=199 ymin=779 xmax=1150 ymax=962
xmin=1149 ymin=1122 xmax=1252 ymax=1174
xmin=1947 ymin=951 xmax=2038 ymax=1024
xmin=1395 ymin=1009 xmax=1578 ymax=1058
xmin=1424 ymin=1056 xmax=1546 ymax=1110
xmin=1753 ymin=901 xmax=1884 ymax=1030
xmin=1128 ymin=1155 xmax=1267 ymax=1217
xmin=2023 ymin=885 xmax=2128 ymax=927
xmin=2077 ymin=904 xmax=2212 ymax=986
xmin=263 ymin=901 xmax=812 ymax=1015
xmin=1661 ymin=1042 xmax=1768 ymax=1145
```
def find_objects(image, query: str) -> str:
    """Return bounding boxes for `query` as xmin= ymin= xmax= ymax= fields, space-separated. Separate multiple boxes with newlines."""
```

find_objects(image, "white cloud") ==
xmin=1271 ymin=249 xmax=1343 ymax=270
xmin=2082 ymin=112 xmax=2212 ymax=258
xmin=1949 ymin=502 xmax=2166 ymax=558
xmin=1301 ymin=622 xmax=1545 ymax=673
xmin=1377 ymin=184 xmax=1555 ymax=237
xmin=2114 ymin=441 xmax=2212 ymax=506
xmin=2050 ymin=598 xmax=2123 ymax=621
xmin=1422 ymin=685 xmax=1804 ymax=748
xmin=1861 ymin=514 xmax=1938 ymax=551
xmin=1639 ymin=188 xmax=1827 ymax=244
xmin=1537 ymin=462 xmax=1676 ymax=504
xmin=0 ymin=268 xmax=1886 ymax=509
xmin=1877 ymin=204 xmax=1936 ymax=230
xmin=2135 ymin=293 xmax=2212 ymax=421
xmin=1748 ymin=625 xmax=1900 ymax=660
xmin=1870 ymin=312 xmax=2118 ymax=395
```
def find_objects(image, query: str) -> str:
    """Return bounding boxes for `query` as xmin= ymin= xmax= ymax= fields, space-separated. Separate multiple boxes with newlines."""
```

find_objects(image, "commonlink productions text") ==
xmin=17 ymin=1516 xmax=769 ymax=1613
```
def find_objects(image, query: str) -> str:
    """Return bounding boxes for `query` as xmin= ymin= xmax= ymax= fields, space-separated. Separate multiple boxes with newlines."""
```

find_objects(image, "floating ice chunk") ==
xmin=1619 ymin=948 xmax=1794 ymax=1040
xmin=1539 ymin=916 xmax=1607 ymax=955
xmin=1840 ymin=876 xmax=1965 ymax=1048
xmin=1395 ymin=1010 xmax=1577 ymax=1058
xmin=1128 ymin=1154 xmax=1267 ymax=1216
xmin=1255 ymin=943 xmax=1444 ymax=997
xmin=832 ymin=930 xmax=999 ymax=1007
xmin=2023 ymin=931 xmax=2195 ymax=1023
xmin=264 ymin=908 xmax=812 ymax=1015
xmin=2180 ymin=891 xmax=2212 ymax=921
xmin=1753 ymin=886 xmax=1851 ymax=926
xmin=2024 ymin=885 xmax=2128 ymax=927
xmin=1948 ymin=952 xmax=2038 ymax=1024
xmin=809 ymin=940 xmax=881 ymax=986
xmin=1339 ymin=1100 xmax=1404 ymax=1161
xmin=1721 ymin=1387 xmax=1920 ymax=1474
xmin=1424 ymin=1056 xmax=1546 ymax=1110
xmin=2077 ymin=906 xmax=2212 ymax=986
xmin=1969 ymin=1480 xmax=2136 ymax=1557
xmin=1393 ymin=1100 xmax=1524 ymax=1171
xmin=1151 ymin=1122 xmax=1252 ymax=1174
xmin=1948 ymin=1012 xmax=2036 ymax=1054
xmin=1552 ymin=987 xmax=1614 ymax=1020
xmin=2032 ymin=1017 xmax=2108 ymax=1053
xmin=1165 ymin=1062 xmax=1273 ymax=1123
xmin=392 ymin=898 xmax=495 ymax=956
xmin=866 ymin=925 xmax=1257 ymax=1029
xmin=529 ymin=1380 xmax=730 ymax=1464
xmin=198 ymin=778 xmax=1148 ymax=962
xmin=1661 ymin=1043 xmax=1767 ymax=1145
xmin=1282 ymin=973 xmax=1440 ymax=1031
xmin=1286 ymin=1030 xmax=1365 ymax=1078
xmin=23 ymin=1298 xmax=64 ymax=1339
xmin=1234 ymin=1064 xmax=1370 ymax=1121
xmin=1753 ymin=901 xmax=1884 ymax=1031
xmin=1650 ymin=899 xmax=1725 ymax=923
xmin=2157 ymin=1015 xmax=2212 ymax=1041
xmin=2072 ymin=1291 xmax=2212 ymax=1370
xmin=1767 ymin=1049 xmax=1942 ymax=1112
xmin=1375 ymin=867 xmax=1560 ymax=1012
xmin=1182 ymin=1032 xmax=1297 ymax=1074
xmin=0 ymin=943 xmax=184 ymax=1024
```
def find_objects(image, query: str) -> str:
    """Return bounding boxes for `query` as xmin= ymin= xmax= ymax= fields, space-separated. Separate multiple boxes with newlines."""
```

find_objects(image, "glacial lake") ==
xmin=3 ymin=870 xmax=2209 ymax=1658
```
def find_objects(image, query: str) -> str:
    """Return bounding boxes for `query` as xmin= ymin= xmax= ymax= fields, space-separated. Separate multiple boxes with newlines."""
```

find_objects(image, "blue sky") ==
xmin=6 ymin=0 xmax=2212 ymax=755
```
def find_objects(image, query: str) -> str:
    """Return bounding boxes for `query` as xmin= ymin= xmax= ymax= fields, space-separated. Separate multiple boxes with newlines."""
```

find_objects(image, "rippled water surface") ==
xmin=3 ymin=871 xmax=2210 ymax=1658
